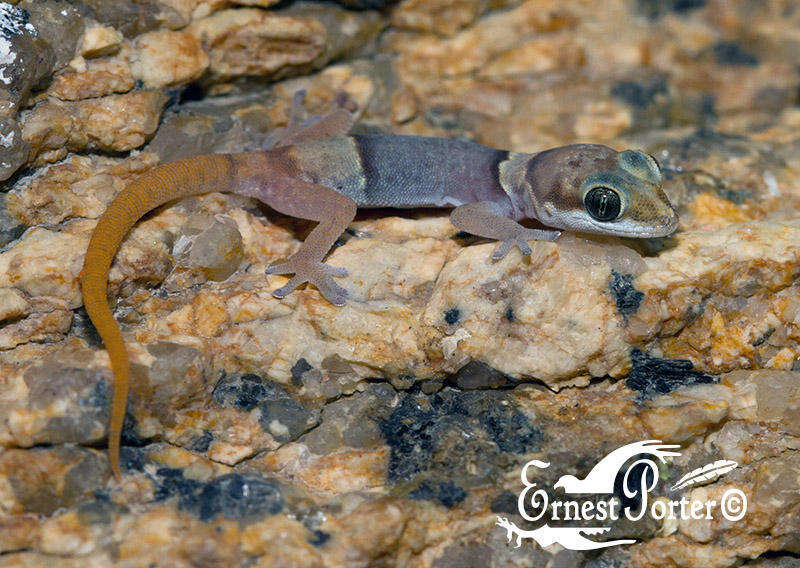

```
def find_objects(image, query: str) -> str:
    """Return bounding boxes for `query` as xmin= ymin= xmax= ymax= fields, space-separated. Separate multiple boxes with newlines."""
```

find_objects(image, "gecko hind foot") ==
xmin=266 ymin=258 xmax=349 ymax=305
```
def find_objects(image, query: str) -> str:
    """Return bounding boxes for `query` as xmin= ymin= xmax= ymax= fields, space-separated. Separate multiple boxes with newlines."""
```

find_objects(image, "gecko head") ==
xmin=524 ymin=144 xmax=678 ymax=238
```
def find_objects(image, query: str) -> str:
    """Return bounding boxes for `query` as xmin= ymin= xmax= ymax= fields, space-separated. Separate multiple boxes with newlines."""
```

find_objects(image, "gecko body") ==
xmin=81 ymin=95 xmax=678 ymax=478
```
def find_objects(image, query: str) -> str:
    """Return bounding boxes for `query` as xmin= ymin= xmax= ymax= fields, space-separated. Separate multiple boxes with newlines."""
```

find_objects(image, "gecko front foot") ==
xmin=492 ymin=228 xmax=561 ymax=260
xmin=266 ymin=257 xmax=349 ymax=305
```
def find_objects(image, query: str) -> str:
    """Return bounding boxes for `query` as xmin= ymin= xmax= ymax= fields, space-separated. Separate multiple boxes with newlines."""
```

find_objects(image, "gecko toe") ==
xmin=265 ymin=261 xmax=293 ymax=276
xmin=492 ymin=241 xmax=513 ymax=260
xmin=323 ymin=287 xmax=348 ymax=306
xmin=492 ymin=236 xmax=536 ymax=260
xmin=313 ymin=275 xmax=349 ymax=306
xmin=325 ymin=265 xmax=349 ymax=277
xmin=272 ymin=275 xmax=306 ymax=299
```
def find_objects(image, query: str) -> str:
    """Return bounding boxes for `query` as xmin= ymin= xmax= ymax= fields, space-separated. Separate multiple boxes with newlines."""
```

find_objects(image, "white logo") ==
xmin=497 ymin=440 xmax=747 ymax=550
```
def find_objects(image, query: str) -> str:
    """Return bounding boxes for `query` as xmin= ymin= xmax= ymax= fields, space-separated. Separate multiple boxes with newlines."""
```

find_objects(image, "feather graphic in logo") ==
xmin=670 ymin=460 xmax=738 ymax=491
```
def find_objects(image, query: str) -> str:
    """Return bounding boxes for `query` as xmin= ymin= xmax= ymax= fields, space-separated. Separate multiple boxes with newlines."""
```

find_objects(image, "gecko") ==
xmin=80 ymin=91 xmax=678 ymax=478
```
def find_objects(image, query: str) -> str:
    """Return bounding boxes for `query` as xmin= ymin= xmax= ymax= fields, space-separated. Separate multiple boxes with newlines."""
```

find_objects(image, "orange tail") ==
xmin=80 ymin=153 xmax=236 ymax=478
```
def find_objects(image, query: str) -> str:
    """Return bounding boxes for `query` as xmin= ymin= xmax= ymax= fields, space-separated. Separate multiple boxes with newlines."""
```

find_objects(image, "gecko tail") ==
xmin=80 ymin=153 xmax=237 ymax=479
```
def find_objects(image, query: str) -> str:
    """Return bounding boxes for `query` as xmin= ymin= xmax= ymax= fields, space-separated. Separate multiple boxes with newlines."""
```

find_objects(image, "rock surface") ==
xmin=0 ymin=0 xmax=799 ymax=567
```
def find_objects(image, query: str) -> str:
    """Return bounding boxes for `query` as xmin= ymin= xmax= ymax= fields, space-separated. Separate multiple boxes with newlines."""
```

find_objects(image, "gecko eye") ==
xmin=584 ymin=187 xmax=622 ymax=221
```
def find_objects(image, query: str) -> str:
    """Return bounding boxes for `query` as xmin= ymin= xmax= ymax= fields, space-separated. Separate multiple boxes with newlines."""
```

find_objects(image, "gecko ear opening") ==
xmin=618 ymin=150 xmax=662 ymax=185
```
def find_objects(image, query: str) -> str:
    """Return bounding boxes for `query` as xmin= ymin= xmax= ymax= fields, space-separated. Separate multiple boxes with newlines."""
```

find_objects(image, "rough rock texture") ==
xmin=186 ymin=3 xmax=384 ymax=84
xmin=0 ymin=0 xmax=799 ymax=567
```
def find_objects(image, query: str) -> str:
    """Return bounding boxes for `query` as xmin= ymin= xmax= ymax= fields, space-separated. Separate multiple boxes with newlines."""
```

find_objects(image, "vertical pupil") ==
xmin=598 ymin=194 xmax=608 ymax=216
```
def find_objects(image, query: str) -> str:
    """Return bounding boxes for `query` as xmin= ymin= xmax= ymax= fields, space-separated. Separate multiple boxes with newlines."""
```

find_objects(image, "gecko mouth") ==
xmin=584 ymin=214 xmax=678 ymax=238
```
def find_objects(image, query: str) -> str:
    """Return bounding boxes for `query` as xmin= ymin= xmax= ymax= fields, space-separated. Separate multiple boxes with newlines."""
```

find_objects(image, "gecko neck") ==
xmin=498 ymin=152 xmax=536 ymax=221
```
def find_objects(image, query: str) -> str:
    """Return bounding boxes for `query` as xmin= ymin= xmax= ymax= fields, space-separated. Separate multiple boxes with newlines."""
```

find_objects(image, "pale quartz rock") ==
xmin=0 ymin=223 xmax=88 ymax=306
xmin=187 ymin=4 xmax=383 ymax=83
xmin=79 ymin=22 xmax=123 ymax=58
xmin=187 ymin=9 xmax=329 ymax=82
xmin=21 ymin=91 xmax=167 ymax=164
xmin=419 ymin=234 xmax=643 ymax=384
xmin=0 ymin=288 xmax=28 ymax=323
xmin=639 ymin=383 xmax=732 ymax=442
xmin=48 ymin=57 xmax=135 ymax=101
xmin=386 ymin=0 xmax=584 ymax=77
xmin=158 ymin=0 xmax=283 ymax=25
xmin=5 ymin=152 xmax=160 ymax=226
xmin=392 ymin=0 xmax=520 ymax=36
xmin=725 ymin=370 xmax=800 ymax=435
xmin=0 ymin=299 xmax=72 ymax=351
xmin=478 ymin=32 xmax=585 ymax=78
xmin=131 ymin=28 xmax=209 ymax=89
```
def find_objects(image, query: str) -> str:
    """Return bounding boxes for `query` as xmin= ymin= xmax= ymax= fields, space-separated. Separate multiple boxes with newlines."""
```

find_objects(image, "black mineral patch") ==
xmin=712 ymin=41 xmax=758 ymax=66
xmin=335 ymin=0 xmax=398 ymax=8
xmin=625 ymin=349 xmax=715 ymax=398
xmin=83 ymin=380 xmax=110 ymax=409
xmin=290 ymin=358 xmax=313 ymax=385
xmin=379 ymin=389 xmax=544 ymax=483
xmin=609 ymin=270 xmax=644 ymax=317
xmin=70 ymin=306 xmax=103 ymax=347
xmin=637 ymin=0 xmax=705 ymax=18
xmin=504 ymin=306 xmax=515 ymax=322
xmin=154 ymin=469 xmax=284 ymax=523
xmin=191 ymin=430 xmax=214 ymax=453
xmin=196 ymin=474 xmax=283 ymax=522
xmin=212 ymin=373 xmax=313 ymax=442
xmin=444 ymin=307 xmax=460 ymax=325
xmin=611 ymin=77 xmax=668 ymax=108
xmin=409 ymin=480 xmax=466 ymax=508
xmin=752 ymin=328 xmax=775 ymax=347
xmin=120 ymin=411 xmax=149 ymax=448
xmin=213 ymin=372 xmax=265 ymax=411
xmin=425 ymin=106 xmax=465 ymax=132
xmin=659 ymin=128 xmax=754 ymax=178
xmin=678 ymin=128 xmax=750 ymax=159
xmin=379 ymin=395 xmax=436 ymax=481
xmin=481 ymin=405 xmax=544 ymax=453
xmin=490 ymin=491 xmax=518 ymax=514
xmin=154 ymin=467 xmax=202 ymax=502
xmin=118 ymin=447 xmax=145 ymax=472
xmin=309 ymin=529 xmax=331 ymax=547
